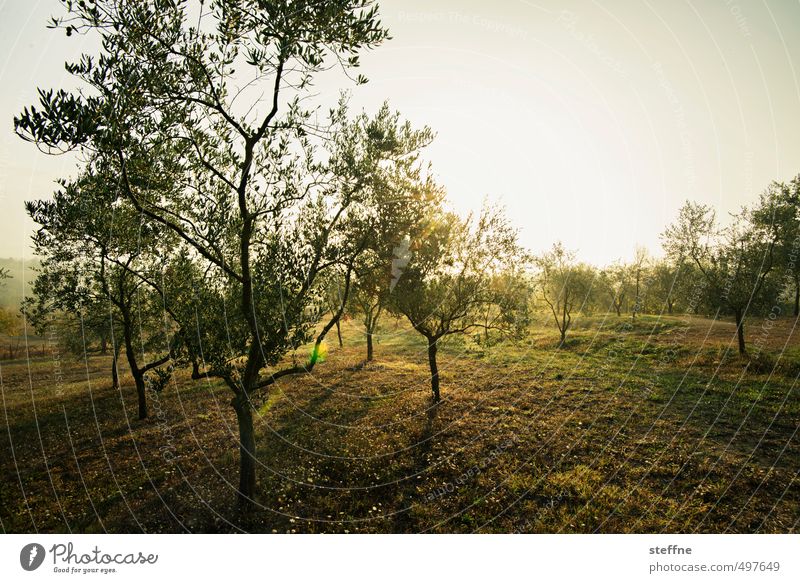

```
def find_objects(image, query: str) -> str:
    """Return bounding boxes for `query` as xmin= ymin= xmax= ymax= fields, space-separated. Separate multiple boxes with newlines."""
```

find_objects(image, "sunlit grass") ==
xmin=1 ymin=312 xmax=798 ymax=533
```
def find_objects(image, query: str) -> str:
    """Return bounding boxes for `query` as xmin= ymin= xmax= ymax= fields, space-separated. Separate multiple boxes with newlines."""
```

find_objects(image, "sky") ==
xmin=1 ymin=0 xmax=799 ymax=265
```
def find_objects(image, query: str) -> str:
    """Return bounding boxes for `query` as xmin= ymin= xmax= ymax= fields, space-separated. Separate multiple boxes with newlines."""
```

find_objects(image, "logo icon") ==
xmin=20 ymin=543 xmax=46 ymax=571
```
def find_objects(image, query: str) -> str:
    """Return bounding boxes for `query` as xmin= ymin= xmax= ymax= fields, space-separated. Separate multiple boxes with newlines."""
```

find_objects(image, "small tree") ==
xmin=649 ymin=259 xmax=680 ymax=315
xmin=391 ymin=203 xmax=525 ymax=401
xmin=750 ymin=177 xmax=800 ymax=316
xmin=337 ymin=105 xmax=438 ymax=362
xmin=599 ymin=262 xmax=628 ymax=316
xmin=662 ymin=200 xmax=779 ymax=355
xmin=0 ymin=270 xmax=17 ymax=340
xmin=534 ymin=242 xmax=594 ymax=346
xmin=476 ymin=270 xmax=533 ymax=345
xmin=26 ymin=170 xmax=179 ymax=419
xmin=630 ymin=246 xmax=649 ymax=320
xmin=322 ymin=270 xmax=348 ymax=349
xmin=0 ymin=282 xmax=22 ymax=360
xmin=0 ymin=308 xmax=20 ymax=337
xmin=349 ymin=272 xmax=384 ymax=361
xmin=348 ymin=181 xmax=442 ymax=361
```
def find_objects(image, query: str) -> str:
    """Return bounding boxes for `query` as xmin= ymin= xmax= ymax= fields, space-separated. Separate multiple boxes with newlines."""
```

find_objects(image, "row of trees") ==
xmin=529 ymin=177 xmax=800 ymax=353
xmin=16 ymin=0 xmax=531 ymax=507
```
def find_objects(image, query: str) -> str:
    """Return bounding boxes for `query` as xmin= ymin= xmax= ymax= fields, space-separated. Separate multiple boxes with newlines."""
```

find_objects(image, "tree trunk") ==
xmin=794 ymin=275 xmax=799 ymax=318
xmin=122 ymin=315 xmax=147 ymax=419
xmin=364 ymin=306 xmax=382 ymax=361
xmin=134 ymin=372 xmax=147 ymax=420
xmin=734 ymin=308 xmax=747 ymax=355
xmin=335 ymin=320 xmax=343 ymax=348
xmin=191 ymin=358 xmax=201 ymax=380
xmin=559 ymin=297 xmax=568 ymax=346
xmin=427 ymin=337 xmax=440 ymax=402
xmin=111 ymin=343 xmax=120 ymax=390
xmin=667 ymin=299 xmax=674 ymax=315
xmin=118 ymin=300 xmax=147 ymax=419
xmin=233 ymin=396 xmax=256 ymax=507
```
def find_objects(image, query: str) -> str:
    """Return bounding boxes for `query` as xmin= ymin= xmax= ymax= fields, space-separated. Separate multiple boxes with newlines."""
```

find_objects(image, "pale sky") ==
xmin=1 ymin=0 xmax=799 ymax=265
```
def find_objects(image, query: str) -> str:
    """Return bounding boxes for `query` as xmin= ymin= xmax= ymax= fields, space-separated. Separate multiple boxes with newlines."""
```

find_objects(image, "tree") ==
xmin=322 ymin=269 xmax=348 ymax=349
xmin=0 ymin=308 xmax=24 ymax=360
xmin=350 ymin=275 xmax=382 ymax=360
xmin=346 ymin=173 xmax=442 ymax=363
xmin=662 ymin=200 xmax=779 ymax=355
xmin=534 ymin=242 xmax=594 ymax=346
xmin=649 ymin=259 xmax=680 ymax=315
xmin=750 ymin=177 xmax=800 ymax=316
xmin=391 ymin=203 xmax=526 ymax=401
xmin=0 ymin=270 xmax=17 ymax=339
xmin=335 ymin=104 xmax=438 ymax=362
xmin=599 ymin=262 xmax=628 ymax=316
xmin=0 ymin=307 xmax=21 ymax=338
xmin=475 ymin=270 xmax=533 ymax=345
xmin=630 ymin=246 xmax=649 ymax=320
xmin=26 ymin=169 xmax=179 ymax=419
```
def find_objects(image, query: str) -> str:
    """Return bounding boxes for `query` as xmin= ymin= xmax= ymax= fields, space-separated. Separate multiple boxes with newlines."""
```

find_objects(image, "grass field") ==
xmin=1 ymin=313 xmax=799 ymax=533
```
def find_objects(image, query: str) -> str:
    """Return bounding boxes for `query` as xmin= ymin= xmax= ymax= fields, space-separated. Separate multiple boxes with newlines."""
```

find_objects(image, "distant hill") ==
xmin=0 ymin=258 xmax=39 ymax=310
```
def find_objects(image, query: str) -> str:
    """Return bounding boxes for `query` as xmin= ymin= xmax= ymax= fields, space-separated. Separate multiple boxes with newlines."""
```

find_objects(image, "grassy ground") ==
xmin=1 ymin=312 xmax=798 ymax=533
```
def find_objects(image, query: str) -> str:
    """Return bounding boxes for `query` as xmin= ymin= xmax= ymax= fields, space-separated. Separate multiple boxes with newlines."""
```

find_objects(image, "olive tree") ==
xmin=649 ymin=259 xmax=680 ymax=315
xmin=750 ymin=177 xmax=800 ymax=316
xmin=662 ymin=200 xmax=779 ymax=355
xmin=391 ymin=204 xmax=526 ymax=401
xmin=534 ymin=242 xmax=594 ymax=346
xmin=332 ymin=104 xmax=438 ymax=362
xmin=630 ymin=246 xmax=649 ymax=320
xmin=26 ymin=170 xmax=180 ymax=419
xmin=599 ymin=262 xmax=628 ymax=316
